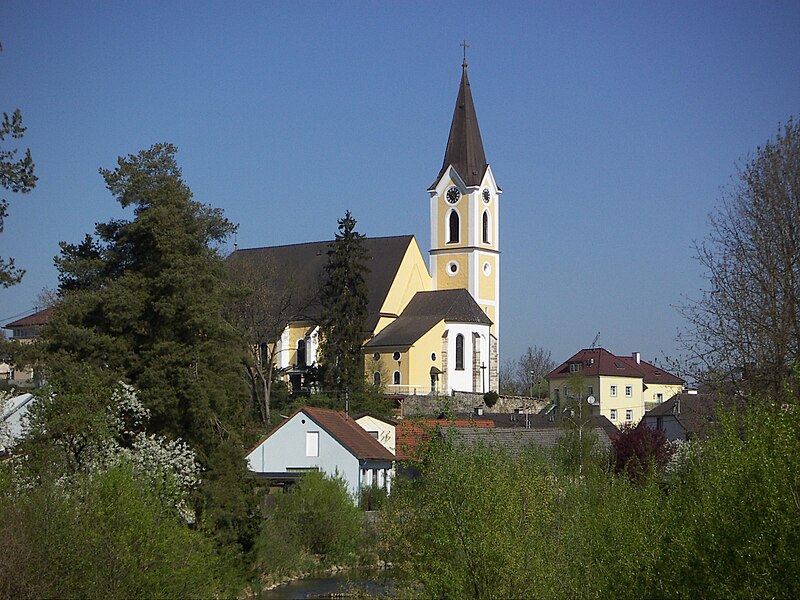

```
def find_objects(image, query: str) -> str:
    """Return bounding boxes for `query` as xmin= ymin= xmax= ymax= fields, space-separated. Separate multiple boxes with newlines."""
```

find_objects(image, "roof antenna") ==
xmin=591 ymin=332 xmax=600 ymax=349
xmin=233 ymin=230 xmax=238 ymax=250
xmin=461 ymin=39 xmax=469 ymax=68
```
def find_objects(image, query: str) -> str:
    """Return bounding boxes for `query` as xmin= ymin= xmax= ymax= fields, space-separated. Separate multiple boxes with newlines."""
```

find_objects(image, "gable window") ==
xmin=610 ymin=385 xmax=617 ymax=397
xmin=625 ymin=385 xmax=632 ymax=397
xmin=656 ymin=393 xmax=663 ymax=403
xmin=455 ymin=334 xmax=465 ymax=370
xmin=448 ymin=210 xmax=460 ymax=244
xmin=297 ymin=339 xmax=306 ymax=367
xmin=610 ymin=409 xmax=618 ymax=420
xmin=625 ymin=409 xmax=633 ymax=422
xmin=393 ymin=371 xmax=401 ymax=385
xmin=306 ymin=431 xmax=319 ymax=457
xmin=482 ymin=210 xmax=491 ymax=244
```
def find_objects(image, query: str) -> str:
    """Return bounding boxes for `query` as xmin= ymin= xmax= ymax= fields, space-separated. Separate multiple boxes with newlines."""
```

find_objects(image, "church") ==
xmin=231 ymin=56 xmax=501 ymax=396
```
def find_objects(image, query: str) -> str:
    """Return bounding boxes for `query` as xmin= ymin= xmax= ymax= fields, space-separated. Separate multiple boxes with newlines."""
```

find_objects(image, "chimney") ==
xmin=632 ymin=352 xmax=641 ymax=364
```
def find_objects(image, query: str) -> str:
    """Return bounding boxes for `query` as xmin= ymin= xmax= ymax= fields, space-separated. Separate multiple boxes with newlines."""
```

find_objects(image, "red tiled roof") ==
xmin=546 ymin=348 xmax=684 ymax=385
xmin=247 ymin=406 xmax=395 ymax=462
xmin=395 ymin=417 xmax=495 ymax=461
xmin=4 ymin=307 xmax=55 ymax=330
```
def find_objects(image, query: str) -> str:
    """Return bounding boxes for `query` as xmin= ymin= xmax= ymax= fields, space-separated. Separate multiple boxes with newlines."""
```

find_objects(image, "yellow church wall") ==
xmin=436 ymin=254 xmax=469 ymax=290
xmin=364 ymin=321 xmax=445 ymax=394
xmin=286 ymin=321 xmax=315 ymax=367
xmin=375 ymin=238 xmax=432 ymax=335
xmin=478 ymin=254 xmax=497 ymax=300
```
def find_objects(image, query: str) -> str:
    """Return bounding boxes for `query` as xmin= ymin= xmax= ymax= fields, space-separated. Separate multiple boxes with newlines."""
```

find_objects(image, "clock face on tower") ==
xmin=446 ymin=186 xmax=461 ymax=204
xmin=482 ymin=188 xmax=491 ymax=204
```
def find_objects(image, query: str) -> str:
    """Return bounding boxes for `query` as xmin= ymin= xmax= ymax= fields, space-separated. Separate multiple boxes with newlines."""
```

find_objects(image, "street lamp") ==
xmin=530 ymin=370 xmax=535 ymax=399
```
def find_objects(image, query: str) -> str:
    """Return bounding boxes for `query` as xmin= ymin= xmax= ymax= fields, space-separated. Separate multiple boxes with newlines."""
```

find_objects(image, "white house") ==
xmin=246 ymin=406 xmax=395 ymax=498
xmin=0 ymin=392 xmax=35 ymax=453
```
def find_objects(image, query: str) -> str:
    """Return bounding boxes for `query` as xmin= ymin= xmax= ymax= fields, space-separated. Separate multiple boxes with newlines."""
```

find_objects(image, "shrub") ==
xmin=0 ymin=462 xmax=221 ymax=599
xmin=611 ymin=423 xmax=673 ymax=482
xmin=482 ymin=390 xmax=499 ymax=408
xmin=256 ymin=471 xmax=364 ymax=575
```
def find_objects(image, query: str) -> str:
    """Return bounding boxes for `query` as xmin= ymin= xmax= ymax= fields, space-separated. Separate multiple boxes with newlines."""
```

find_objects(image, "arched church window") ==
xmin=393 ymin=371 xmax=401 ymax=385
xmin=455 ymin=334 xmax=464 ymax=371
xmin=448 ymin=210 xmax=460 ymax=244
xmin=297 ymin=339 xmax=306 ymax=367
xmin=482 ymin=210 xmax=490 ymax=244
xmin=373 ymin=372 xmax=381 ymax=386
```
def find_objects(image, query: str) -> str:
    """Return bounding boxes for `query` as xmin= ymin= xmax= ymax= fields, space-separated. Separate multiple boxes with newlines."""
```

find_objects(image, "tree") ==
xmin=680 ymin=118 xmax=800 ymax=402
xmin=611 ymin=423 xmax=673 ymax=483
xmin=225 ymin=254 xmax=310 ymax=425
xmin=319 ymin=210 xmax=370 ymax=392
xmin=499 ymin=345 xmax=555 ymax=397
xmin=41 ymin=143 xmax=257 ymax=553
xmin=1 ymin=43 xmax=37 ymax=287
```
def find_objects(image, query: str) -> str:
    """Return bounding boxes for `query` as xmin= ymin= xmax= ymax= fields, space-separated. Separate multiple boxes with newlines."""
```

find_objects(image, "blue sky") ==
xmin=2 ymin=1 xmax=799 ymax=369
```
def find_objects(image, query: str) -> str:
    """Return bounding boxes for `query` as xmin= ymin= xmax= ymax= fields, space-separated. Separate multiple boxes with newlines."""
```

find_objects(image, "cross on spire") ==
xmin=461 ymin=39 xmax=469 ymax=67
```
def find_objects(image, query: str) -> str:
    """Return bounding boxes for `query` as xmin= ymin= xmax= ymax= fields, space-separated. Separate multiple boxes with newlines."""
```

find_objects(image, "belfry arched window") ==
xmin=482 ymin=210 xmax=491 ymax=244
xmin=455 ymin=334 xmax=465 ymax=370
xmin=448 ymin=210 xmax=460 ymax=244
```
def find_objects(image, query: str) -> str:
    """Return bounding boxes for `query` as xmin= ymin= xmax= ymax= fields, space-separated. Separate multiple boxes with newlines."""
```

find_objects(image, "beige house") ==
xmin=2 ymin=307 xmax=54 ymax=383
xmin=546 ymin=348 xmax=684 ymax=428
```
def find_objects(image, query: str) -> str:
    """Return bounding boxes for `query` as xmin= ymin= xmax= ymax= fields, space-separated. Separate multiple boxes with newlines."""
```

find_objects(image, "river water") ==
xmin=257 ymin=569 xmax=396 ymax=599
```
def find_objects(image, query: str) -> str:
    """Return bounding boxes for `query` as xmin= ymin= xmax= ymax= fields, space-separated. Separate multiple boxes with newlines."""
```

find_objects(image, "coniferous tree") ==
xmin=1 ymin=42 xmax=37 ymax=287
xmin=41 ymin=144 xmax=256 ymax=552
xmin=319 ymin=210 xmax=370 ymax=393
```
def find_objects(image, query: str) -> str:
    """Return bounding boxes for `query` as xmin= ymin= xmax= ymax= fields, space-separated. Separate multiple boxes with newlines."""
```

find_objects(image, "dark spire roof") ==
xmin=432 ymin=60 xmax=488 ymax=188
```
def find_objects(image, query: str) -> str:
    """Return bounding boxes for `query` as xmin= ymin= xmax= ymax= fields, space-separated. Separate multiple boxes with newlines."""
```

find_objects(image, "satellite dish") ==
xmin=587 ymin=395 xmax=596 ymax=405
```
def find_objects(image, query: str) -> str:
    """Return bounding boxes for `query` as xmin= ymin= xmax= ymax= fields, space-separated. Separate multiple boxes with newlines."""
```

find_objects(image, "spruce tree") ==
xmin=319 ymin=210 xmax=370 ymax=393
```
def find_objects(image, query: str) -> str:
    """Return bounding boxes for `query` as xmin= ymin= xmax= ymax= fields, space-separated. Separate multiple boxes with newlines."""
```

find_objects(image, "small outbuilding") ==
xmin=246 ymin=406 xmax=395 ymax=498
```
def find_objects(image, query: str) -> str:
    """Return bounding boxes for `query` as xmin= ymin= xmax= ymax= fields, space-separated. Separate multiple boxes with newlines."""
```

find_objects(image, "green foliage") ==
xmin=320 ymin=210 xmax=370 ymax=393
xmin=385 ymin=403 xmax=800 ymax=599
xmin=0 ymin=462 xmax=222 ymax=600
xmin=256 ymin=471 xmax=364 ymax=575
xmin=360 ymin=483 xmax=388 ymax=511
xmin=37 ymin=143 xmax=260 ymax=578
xmin=482 ymin=390 xmax=499 ymax=407
xmin=384 ymin=436 xmax=556 ymax=599
xmin=1 ymin=104 xmax=37 ymax=286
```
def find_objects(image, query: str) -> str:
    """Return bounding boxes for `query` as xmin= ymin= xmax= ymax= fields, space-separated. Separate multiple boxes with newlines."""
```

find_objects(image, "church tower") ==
xmin=428 ymin=55 xmax=501 ymax=351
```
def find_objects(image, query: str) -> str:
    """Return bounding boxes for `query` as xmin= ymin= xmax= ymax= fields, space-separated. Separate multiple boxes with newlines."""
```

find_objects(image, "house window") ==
xmin=587 ymin=386 xmax=593 ymax=396
xmin=306 ymin=431 xmax=319 ymax=457
xmin=610 ymin=385 xmax=617 ymax=397
xmin=656 ymin=393 xmax=663 ymax=403
xmin=368 ymin=431 xmax=379 ymax=439
xmin=656 ymin=417 xmax=663 ymax=430
xmin=625 ymin=409 xmax=633 ymax=422
xmin=482 ymin=210 xmax=490 ymax=244
xmin=297 ymin=339 xmax=306 ymax=367
xmin=373 ymin=372 xmax=381 ymax=386
xmin=393 ymin=371 xmax=400 ymax=385
xmin=455 ymin=334 xmax=464 ymax=370
xmin=625 ymin=385 xmax=632 ymax=397
xmin=448 ymin=210 xmax=460 ymax=244
xmin=610 ymin=409 xmax=618 ymax=420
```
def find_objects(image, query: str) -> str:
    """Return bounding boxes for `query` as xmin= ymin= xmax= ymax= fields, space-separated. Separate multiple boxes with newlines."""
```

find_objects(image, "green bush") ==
xmin=256 ymin=471 xmax=364 ymax=575
xmin=0 ymin=463 xmax=222 ymax=600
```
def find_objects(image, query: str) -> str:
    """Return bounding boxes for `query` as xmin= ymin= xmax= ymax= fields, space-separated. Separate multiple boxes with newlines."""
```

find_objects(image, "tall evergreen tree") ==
xmin=1 ymin=41 xmax=37 ymax=287
xmin=46 ymin=143 xmax=248 ymax=454
xmin=319 ymin=210 xmax=370 ymax=392
xmin=43 ymin=143 xmax=257 ymax=554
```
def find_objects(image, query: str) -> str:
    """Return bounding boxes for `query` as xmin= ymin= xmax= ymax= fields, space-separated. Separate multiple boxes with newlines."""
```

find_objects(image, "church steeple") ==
xmin=431 ymin=56 xmax=488 ymax=188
